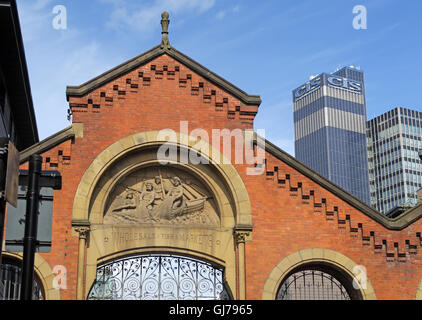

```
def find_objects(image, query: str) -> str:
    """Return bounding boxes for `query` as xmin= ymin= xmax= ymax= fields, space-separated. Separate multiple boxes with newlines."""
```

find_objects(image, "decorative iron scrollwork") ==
xmin=87 ymin=254 xmax=230 ymax=300
xmin=276 ymin=269 xmax=351 ymax=300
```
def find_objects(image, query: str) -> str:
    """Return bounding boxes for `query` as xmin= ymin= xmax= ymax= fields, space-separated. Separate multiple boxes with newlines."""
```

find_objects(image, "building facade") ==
xmin=0 ymin=0 xmax=40 ymax=300
xmin=367 ymin=107 xmax=422 ymax=214
xmin=293 ymin=66 xmax=370 ymax=204
xmin=2 ymin=13 xmax=422 ymax=301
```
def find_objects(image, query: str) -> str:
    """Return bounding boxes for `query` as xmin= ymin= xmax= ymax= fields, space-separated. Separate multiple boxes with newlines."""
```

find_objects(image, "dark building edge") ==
xmin=0 ymin=0 xmax=39 ymax=149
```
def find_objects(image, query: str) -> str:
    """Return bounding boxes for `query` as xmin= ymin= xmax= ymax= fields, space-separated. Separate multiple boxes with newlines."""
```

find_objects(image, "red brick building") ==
xmin=4 ymin=12 xmax=422 ymax=300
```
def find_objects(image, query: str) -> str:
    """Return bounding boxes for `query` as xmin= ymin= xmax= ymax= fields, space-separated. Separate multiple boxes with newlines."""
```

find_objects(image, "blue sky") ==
xmin=16 ymin=0 xmax=422 ymax=155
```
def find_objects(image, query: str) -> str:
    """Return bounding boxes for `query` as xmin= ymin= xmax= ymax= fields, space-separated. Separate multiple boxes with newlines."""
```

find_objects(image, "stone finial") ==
xmin=160 ymin=11 xmax=171 ymax=50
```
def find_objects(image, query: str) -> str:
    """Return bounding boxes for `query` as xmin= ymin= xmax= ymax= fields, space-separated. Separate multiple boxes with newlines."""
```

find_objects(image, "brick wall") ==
xmin=20 ymin=53 xmax=422 ymax=300
xmin=241 ymin=152 xmax=422 ymax=299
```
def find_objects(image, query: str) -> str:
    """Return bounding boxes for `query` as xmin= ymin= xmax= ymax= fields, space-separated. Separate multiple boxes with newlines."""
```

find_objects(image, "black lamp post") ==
xmin=20 ymin=154 xmax=42 ymax=300
xmin=18 ymin=155 xmax=62 ymax=300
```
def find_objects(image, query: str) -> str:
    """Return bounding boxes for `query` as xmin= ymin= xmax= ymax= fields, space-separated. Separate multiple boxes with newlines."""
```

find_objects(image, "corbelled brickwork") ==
xmin=242 ymin=151 xmax=422 ymax=299
xmin=69 ymin=54 xmax=257 ymax=132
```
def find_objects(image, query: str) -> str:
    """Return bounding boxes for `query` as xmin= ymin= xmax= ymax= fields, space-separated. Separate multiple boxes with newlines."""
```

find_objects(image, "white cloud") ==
xmin=18 ymin=0 xmax=207 ymax=140
xmin=17 ymin=1 xmax=52 ymax=42
xmin=301 ymin=40 xmax=363 ymax=64
xmin=16 ymin=1 xmax=125 ymax=140
xmin=33 ymin=0 xmax=55 ymax=10
xmin=216 ymin=10 xmax=226 ymax=20
xmin=105 ymin=0 xmax=215 ymax=34
xmin=215 ymin=6 xmax=240 ymax=21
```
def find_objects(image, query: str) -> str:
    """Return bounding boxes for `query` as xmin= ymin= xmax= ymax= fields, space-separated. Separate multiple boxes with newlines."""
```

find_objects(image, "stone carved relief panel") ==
xmin=103 ymin=167 xmax=219 ymax=226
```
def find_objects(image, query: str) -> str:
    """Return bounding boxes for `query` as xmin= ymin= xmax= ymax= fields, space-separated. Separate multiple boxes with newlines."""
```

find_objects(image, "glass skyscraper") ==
xmin=293 ymin=66 xmax=370 ymax=204
xmin=367 ymin=107 xmax=422 ymax=214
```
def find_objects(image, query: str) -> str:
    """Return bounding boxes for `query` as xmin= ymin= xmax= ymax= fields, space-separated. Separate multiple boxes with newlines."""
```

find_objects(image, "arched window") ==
xmin=87 ymin=253 xmax=231 ymax=300
xmin=276 ymin=264 xmax=361 ymax=300
xmin=0 ymin=257 xmax=43 ymax=300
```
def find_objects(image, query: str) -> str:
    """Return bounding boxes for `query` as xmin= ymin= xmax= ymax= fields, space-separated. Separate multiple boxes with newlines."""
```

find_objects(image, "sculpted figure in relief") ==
xmin=104 ymin=170 xmax=219 ymax=226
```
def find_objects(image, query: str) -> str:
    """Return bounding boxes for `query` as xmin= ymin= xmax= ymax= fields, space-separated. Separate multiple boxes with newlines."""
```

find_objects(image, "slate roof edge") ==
xmin=19 ymin=123 xmax=82 ymax=164
xmin=258 ymin=133 xmax=422 ymax=231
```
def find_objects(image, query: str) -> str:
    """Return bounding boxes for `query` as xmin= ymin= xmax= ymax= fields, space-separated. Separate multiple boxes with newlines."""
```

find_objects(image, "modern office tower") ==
xmin=367 ymin=107 xmax=422 ymax=214
xmin=293 ymin=66 xmax=370 ymax=204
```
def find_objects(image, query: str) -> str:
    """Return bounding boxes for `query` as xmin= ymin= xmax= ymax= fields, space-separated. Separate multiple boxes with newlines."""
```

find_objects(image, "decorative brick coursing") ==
xmin=240 ymin=151 xmax=422 ymax=300
xmin=69 ymin=55 xmax=258 ymax=129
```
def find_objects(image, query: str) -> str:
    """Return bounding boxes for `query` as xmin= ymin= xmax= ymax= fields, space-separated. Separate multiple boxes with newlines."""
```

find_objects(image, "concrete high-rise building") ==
xmin=367 ymin=107 xmax=422 ymax=214
xmin=293 ymin=66 xmax=370 ymax=204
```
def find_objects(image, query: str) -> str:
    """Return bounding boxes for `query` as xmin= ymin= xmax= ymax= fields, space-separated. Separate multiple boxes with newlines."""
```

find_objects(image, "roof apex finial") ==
xmin=160 ymin=11 xmax=171 ymax=50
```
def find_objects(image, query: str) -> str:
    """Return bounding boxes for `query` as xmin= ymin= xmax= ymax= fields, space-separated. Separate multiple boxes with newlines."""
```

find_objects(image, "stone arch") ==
xmin=96 ymin=246 xmax=227 ymax=267
xmin=71 ymin=130 xmax=253 ymax=299
xmin=86 ymin=247 xmax=235 ymax=300
xmin=261 ymin=248 xmax=377 ymax=300
xmin=71 ymin=130 xmax=252 ymax=227
xmin=2 ymin=252 xmax=61 ymax=300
